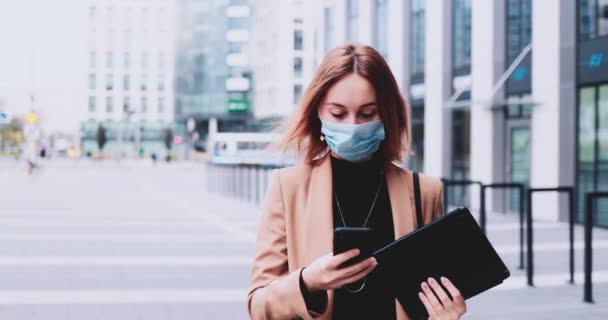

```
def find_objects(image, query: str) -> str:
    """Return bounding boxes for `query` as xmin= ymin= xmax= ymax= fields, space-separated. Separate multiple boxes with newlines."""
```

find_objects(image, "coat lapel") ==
xmin=304 ymin=154 xmax=334 ymax=263
xmin=304 ymin=154 xmax=336 ymax=317
xmin=385 ymin=163 xmax=414 ymax=320
xmin=386 ymin=163 xmax=415 ymax=240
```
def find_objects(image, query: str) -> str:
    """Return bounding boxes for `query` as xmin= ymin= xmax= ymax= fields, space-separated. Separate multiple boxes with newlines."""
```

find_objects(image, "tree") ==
xmin=96 ymin=124 xmax=107 ymax=152
xmin=163 ymin=128 xmax=173 ymax=162
xmin=163 ymin=128 xmax=173 ymax=151
xmin=0 ymin=118 xmax=24 ymax=152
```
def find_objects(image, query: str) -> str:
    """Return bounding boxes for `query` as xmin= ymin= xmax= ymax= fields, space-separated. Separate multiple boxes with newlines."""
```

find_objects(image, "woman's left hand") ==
xmin=418 ymin=277 xmax=467 ymax=320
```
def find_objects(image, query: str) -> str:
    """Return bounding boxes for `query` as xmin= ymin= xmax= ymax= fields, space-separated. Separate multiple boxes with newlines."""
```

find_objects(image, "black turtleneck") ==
xmin=299 ymin=153 xmax=396 ymax=320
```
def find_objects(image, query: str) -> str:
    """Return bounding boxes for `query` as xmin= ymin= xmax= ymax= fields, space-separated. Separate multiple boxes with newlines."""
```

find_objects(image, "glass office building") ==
xmin=322 ymin=0 xmax=605 ymax=226
xmin=174 ymin=0 xmax=253 ymax=143
xmin=577 ymin=0 xmax=608 ymax=226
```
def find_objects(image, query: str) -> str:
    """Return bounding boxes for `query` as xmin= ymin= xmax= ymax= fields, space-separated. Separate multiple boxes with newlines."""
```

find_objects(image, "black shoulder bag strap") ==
xmin=413 ymin=172 xmax=424 ymax=229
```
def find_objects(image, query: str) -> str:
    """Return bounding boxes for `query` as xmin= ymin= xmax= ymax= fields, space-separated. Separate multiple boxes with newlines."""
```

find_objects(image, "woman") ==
xmin=247 ymin=44 xmax=467 ymax=320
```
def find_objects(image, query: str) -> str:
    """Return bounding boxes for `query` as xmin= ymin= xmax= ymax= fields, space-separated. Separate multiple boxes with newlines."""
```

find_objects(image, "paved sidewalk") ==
xmin=0 ymin=161 xmax=606 ymax=319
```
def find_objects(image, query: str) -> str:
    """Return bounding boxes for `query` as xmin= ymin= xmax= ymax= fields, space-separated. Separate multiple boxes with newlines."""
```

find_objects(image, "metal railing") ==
xmin=440 ymin=179 xmax=483 ymax=215
xmin=481 ymin=183 xmax=526 ymax=269
xmin=212 ymin=164 xmax=598 ymax=298
xmin=526 ymin=187 xmax=575 ymax=287
xmin=584 ymin=191 xmax=608 ymax=303
xmin=441 ymin=179 xmax=526 ymax=268
xmin=206 ymin=162 xmax=281 ymax=204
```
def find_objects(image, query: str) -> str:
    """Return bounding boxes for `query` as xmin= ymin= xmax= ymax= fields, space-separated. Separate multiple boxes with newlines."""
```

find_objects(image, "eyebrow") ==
xmin=327 ymin=102 xmax=377 ymax=109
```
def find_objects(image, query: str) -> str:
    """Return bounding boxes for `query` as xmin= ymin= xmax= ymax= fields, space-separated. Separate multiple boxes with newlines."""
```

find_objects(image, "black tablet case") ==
xmin=373 ymin=207 xmax=510 ymax=319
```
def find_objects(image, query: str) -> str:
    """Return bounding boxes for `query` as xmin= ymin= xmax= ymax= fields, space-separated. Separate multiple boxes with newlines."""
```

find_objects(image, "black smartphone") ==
xmin=333 ymin=227 xmax=374 ymax=269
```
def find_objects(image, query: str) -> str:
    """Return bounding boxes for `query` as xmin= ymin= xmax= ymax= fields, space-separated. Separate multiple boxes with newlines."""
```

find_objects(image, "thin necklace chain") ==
xmin=334 ymin=169 xmax=384 ymax=228
xmin=334 ymin=168 xmax=383 ymax=294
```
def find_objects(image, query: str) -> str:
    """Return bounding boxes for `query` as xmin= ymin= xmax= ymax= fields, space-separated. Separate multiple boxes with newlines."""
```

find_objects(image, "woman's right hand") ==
xmin=301 ymin=249 xmax=378 ymax=292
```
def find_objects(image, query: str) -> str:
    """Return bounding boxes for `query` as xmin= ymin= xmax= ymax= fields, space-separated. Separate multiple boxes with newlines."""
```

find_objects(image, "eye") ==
xmin=331 ymin=113 xmax=346 ymax=119
xmin=359 ymin=112 xmax=376 ymax=119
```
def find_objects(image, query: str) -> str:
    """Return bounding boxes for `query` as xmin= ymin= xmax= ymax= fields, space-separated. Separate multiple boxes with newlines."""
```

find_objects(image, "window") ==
xmin=106 ymin=52 xmax=113 ymax=68
xmin=124 ymin=52 xmax=131 ymax=68
xmin=88 ymin=96 xmax=96 ymax=113
xmin=506 ymin=0 xmax=532 ymax=65
xmin=294 ymin=30 xmax=303 ymax=51
xmin=158 ymin=76 xmax=165 ymax=91
xmin=106 ymin=74 xmax=113 ymax=91
xmin=410 ymin=0 xmax=425 ymax=78
xmin=505 ymin=0 xmax=532 ymax=95
xmin=347 ymin=0 xmax=359 ymax=42
xmin=579 ymin=0 xmax=608 ymax=41
xmin=89 ymin=52 xmax=96 ymax=68
xmin=294 ymin=57 xmax=303 ymax=78
xmin=324 ymin=7 xmax=334 ymax=53
xmin=141 ymin=52 xmax=148 ymax=69
xmin=106 ymin=96 xmax=113 ymax=113
xmin=374 ymin=0 xmax=388 ymax=58
xmin=449 ymin=109 xmax=471 ymax=206
xmin=576 ymin=85 xmax=608 ymax=226
xmin=123 ymin=96 xmax=130 ymax=112
xmin=158 ymin=97 xmax=165 ymax=113
xmin=228 ymin=17 xmax=248 ymax=29
xmin=158 ymin=53 xmax=165 ymax=69
xmin=228 ymin=43 xmax=244 ymax=54
xmin=141 ymin=74 xmax=147 ymax=91
xmin=89 ymin=74 xmax=96 ymax=90
xmin=410 ymin=106 xmax=425 ymax=172
xmin=123 ymin=75 xmax=130 ymax=90
xmin=452 ymin=0 xmax=472 ymax=72
xmin=141 ymin=96 xmax=148 ymax=113
xmin=294 ymin=85 xmax=303 ymax=105
xmin=506 ymin=101 xmax=532 ymax=119
xmin=598 ymin=0 xmax=608 ymax=36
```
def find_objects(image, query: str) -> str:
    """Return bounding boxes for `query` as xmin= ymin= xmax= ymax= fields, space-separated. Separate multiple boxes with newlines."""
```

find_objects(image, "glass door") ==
xmin=597 ymin=85 xmax=608 ymax=226
xmin=507 ymin=124 xmax=530 ymax=212
xmin=577 ymin=84 xmax=608 ymax=227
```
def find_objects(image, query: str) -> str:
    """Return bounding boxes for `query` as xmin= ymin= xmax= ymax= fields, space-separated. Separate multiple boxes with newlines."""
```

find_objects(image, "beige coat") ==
xmin=247 ymin=154 xmax=444 ymax=320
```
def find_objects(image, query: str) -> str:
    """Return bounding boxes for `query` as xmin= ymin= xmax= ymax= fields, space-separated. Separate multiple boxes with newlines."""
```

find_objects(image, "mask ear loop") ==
xmin=320 ymin=134 xmax=325 ymax=141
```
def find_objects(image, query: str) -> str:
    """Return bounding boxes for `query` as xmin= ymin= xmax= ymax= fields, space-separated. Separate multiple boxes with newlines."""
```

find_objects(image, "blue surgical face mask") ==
xmin=320 ymin=119 xmax=385 ymax=162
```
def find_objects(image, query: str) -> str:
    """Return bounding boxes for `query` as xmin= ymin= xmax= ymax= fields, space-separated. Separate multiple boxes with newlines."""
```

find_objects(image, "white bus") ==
xmin=209 ymin=132 xmax=294 ymax=167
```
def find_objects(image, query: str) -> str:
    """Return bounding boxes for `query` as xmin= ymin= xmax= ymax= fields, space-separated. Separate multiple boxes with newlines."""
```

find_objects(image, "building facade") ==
xmin=318 ymin=0 xmax=608 ymax=226
xmin=83 ymin=0 xmax=176 ymax=158
xmin=251 ymin=0 xmax=317 ymax=123
xmin=174 ymin=0 xmax=253 ymax=145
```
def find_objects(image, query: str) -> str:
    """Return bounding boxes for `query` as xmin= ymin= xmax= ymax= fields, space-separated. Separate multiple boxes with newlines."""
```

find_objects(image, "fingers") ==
xmin=330 ymin=249 xmax=360 ymax=269
xmin=337 ymin=257 xmax=376 ymax=279
xmin=440 ymin=277 xmax=464 ymax=302
xmin=339 ymin=259 xmax=377 ymax=285
xmin=427 ymin=277 xmax=452 ymax=307
xmin=421 ymin=280 xmax=443 ymax=312
xmin=418 ymin=291 xmax=437 ymax=319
